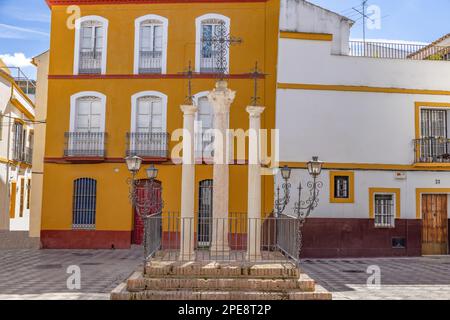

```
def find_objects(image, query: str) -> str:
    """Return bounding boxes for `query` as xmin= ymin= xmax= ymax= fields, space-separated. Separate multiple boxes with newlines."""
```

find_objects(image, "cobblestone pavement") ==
xmin=0 ymin=247 xmax=142 ymax=300
xmin=301 ymin=256 xmax=450 ymax=300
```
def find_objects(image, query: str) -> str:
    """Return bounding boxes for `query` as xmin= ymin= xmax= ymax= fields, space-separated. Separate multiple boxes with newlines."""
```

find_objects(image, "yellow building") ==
xmin=41 ymin=0 xmax=280 ymax=248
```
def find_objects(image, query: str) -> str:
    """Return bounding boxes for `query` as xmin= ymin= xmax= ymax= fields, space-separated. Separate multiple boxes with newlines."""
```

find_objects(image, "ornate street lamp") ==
xmin=125 ymin=156 xmax=163 ymax=262
xmin=275 ymin=156 xmax=324 ymax=262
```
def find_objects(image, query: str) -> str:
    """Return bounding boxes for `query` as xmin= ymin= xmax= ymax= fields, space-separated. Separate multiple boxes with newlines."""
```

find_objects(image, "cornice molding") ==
xmin=46 ymin=0 xmax=267 ymax=7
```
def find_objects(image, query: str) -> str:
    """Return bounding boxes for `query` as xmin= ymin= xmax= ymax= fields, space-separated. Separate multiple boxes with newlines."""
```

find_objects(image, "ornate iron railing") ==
xmin=349 ymin=41 xmax=450 ymax=61
xmin=64 ymin=132 xmax=106 ymax=157
xmin=139 ymin=51 xmax=162 ymax=74
xmin=414 ymin=137 xmax=450 ymax=163
xmin=126 ymin=132 xmax=169 ymax=158
xmin=144 ymin=212 xmax=300 ymax=265
xmin=79 ymin=51 xmax=102 ymax=74
xmin=200 ymin=50 xmax=221 ymax=73
xmin=24 ymin=147 xmax=33 ymax=164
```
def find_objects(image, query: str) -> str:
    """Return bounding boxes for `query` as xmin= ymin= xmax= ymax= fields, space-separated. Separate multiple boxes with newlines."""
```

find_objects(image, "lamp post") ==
xmin=125 ymin=156 xmax=163 ymax=262
xmin=275 ymin=156 xmax=324 ymax=261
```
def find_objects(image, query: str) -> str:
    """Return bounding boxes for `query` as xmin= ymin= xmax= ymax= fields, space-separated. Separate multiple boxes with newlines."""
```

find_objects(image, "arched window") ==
xmin=194 ymin=92 xmax=214 ymax=159
xmin=74 ymin=16 xmax=108 ymax=75
xmin=72 ymin=178 xmax=97 ymax=229
xmin=129 ymin=91 xmax=168 ymax=157
xmin=67 ymin=92 xmax=106 ymax=157
xmin=134 ymin=15 xmax=168 ymax=74
xmin=195 ymin=14 xmax=230 ymax=73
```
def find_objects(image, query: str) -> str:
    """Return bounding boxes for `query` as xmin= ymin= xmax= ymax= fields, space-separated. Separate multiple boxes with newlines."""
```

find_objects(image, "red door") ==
xmin=132 ymin=179 xmax=162 ymax=245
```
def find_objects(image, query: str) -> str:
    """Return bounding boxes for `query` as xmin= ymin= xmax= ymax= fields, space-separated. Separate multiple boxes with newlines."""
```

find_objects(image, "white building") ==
xmin=0 ymin=61 xmax=35 ymax=232
xmin=275 ymin=0 xmax=450 ymax=258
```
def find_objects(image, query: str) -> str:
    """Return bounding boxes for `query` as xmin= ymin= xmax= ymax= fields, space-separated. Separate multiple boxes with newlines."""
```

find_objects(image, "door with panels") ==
xmin=422 ymin=194 xmax=448 ymax=255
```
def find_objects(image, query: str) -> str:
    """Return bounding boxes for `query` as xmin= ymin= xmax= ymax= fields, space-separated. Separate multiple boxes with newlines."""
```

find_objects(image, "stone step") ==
xmin=127 ymin=271 xmax=315 ymax=292
xmin=145 ymin=261 xmax=300 ymax=279
xmin=111 ymin=284 xmax=332 ymax=301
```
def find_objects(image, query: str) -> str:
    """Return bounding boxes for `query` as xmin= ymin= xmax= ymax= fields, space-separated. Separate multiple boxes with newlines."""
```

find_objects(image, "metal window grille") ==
xmin=374 ymin=194 xmax=395 ymax=228
xmin=0 ymin=112 xmax=3 ymax=141
xmin=198 ymin=180 xmax=213 ymax=247
xmin=417 ymin=109 xmax=449 ymax=162
xmin=72 ymin=178 xmax=97 ymax=229
xmin=334 ymin=176 xmax=349 ymax=199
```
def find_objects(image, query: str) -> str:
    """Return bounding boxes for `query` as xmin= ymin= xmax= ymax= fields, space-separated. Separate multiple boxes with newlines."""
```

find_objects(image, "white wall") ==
xmin=276 ymin=169 xmax=450 ymax=220
xmin=276 ymin=39 xmax=450 ymax=164
xmin=279 ymin=0 xmax=352 ymax=55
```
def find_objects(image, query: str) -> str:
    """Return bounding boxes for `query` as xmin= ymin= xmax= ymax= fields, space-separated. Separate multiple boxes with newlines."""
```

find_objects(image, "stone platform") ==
xmin=111 ymin=253 xmax=332 ymax=300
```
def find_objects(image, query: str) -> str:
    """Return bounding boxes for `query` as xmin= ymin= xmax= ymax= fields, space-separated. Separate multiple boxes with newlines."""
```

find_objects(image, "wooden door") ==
xmin=422 ymin=194 xmax=448 ymax=255
xmin=9 ymin=182 xmax=16 ymax=219
xmin=19 ymin=178 xmax=25 ymax=218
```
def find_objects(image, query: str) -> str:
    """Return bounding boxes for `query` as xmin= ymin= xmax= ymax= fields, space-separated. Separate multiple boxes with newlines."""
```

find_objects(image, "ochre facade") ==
xmin=41 ymin=0 xmax=280 ymax=248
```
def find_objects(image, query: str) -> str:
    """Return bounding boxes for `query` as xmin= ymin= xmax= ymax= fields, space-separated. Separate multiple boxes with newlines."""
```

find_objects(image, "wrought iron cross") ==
xmin=179 ymin=61 xmax=197 ymax=104
xmin=249 ymin=61 xmax=266 ymax=106
xmin=204 ymin=21 xmax=242 ymax=79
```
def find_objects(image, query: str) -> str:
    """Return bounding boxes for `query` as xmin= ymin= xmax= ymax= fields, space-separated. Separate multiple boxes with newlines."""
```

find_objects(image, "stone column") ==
xmin=179 ymin=104 xmax=198 ymax=261
xmin=208 ymin=80 xmax=236 ymax=257
xmin=246 ymin=106 xmax=265 ymax=261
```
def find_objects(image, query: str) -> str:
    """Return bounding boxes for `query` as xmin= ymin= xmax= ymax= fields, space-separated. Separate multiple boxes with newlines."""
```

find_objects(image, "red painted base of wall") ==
xmin=301 ymin=218 xmax=422 ymax=258
xmin=41 ymin=230 xmax=132 ymax=249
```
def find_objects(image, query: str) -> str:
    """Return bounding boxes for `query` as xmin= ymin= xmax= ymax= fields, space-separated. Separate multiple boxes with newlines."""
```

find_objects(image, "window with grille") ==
xmin=420 ymin=109 xmax=449 ymax=160
xmin=0 ymin=112 xmax=3 ymax=141
xmin=374 ymin=194 xmax=395 ymax=228
xmin=73 ymin=178 xmax=97 ymax=229
xmin=334 ymin=176 xmax=349 ymax=199
xmin=79 ymin=21 xmax=104 ymax=74
xmin=12 ymin=122 xmax=25 ymax=161
xmin=139 ymin=21 xmax=163 ymax=74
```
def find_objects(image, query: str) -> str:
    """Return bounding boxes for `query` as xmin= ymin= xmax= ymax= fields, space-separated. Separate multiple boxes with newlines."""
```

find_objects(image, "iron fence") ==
xmin=0 ymin=67 xmax=36 ymax=95
xmin=414 ymin=137 xmax=450 ymax=163
xmin=139 ymin=51 xmax=162 ymax=74
xmin=64 ymin=132 xmax=106 ymax=157
xmin=349 ymin=41 xmax=450 ymax=61
xmin=144 ymin=212 xmax=301 ymax=265
xmin=79 ymin=51 xmax=102 ymax=74
xmin=126 ymin=132 xmax=169 ymax=158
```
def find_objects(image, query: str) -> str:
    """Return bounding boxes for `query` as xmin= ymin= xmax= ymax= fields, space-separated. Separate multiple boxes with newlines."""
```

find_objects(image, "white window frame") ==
xmin=130 ymin=91 xmax=168 ymax=133
xmin=134 ymin=14 xmax=169 ymax=75
xmin=195 ymin=13 xmax=231 ymax=73
xmin=373 ymin=192 xmax=396 ymax=228
xmin=73 ymin=15 xmax=109 ymax=75
xmin=69 ymin=91 xmax=107 ymax=133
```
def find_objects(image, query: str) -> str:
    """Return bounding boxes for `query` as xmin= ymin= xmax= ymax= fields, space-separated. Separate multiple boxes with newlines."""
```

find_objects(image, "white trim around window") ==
xmin=73 ymin=15 xmax=109 ymax=75
xmin=130 ymin=91 xmax=168 ymax=133
xmin=134 ymin=14 xmax=169 ymax=75
xmin=195 ymin=13 xmax=231 ymax=73
xmin=69 ymin=91 xmax=107 ymax=132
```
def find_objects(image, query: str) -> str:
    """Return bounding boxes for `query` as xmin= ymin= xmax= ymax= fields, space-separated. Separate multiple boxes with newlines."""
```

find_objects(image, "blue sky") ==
xmin=0 ymin=0 xmax=448 ymax=79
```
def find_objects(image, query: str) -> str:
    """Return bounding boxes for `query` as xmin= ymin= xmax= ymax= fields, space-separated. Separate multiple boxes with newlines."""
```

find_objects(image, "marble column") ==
xmin=208 ymin=80 xmax=236 ymax=256
xmin=246 ymin=106 xmax=265 ymax=261
xmin=179 ymin=104 xmax=198 ymax=261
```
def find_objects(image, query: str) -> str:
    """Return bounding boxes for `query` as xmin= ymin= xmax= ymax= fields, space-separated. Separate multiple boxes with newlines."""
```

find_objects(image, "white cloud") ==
xmin=0 ymin=23 xmax=49 ymax=39
xmin=0 ymin=53 xmax=33 ymax=68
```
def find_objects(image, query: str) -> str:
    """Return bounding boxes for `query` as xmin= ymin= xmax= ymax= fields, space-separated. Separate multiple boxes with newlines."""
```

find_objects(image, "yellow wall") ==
xmin=42 ymin=1 xmax=279 ymax=233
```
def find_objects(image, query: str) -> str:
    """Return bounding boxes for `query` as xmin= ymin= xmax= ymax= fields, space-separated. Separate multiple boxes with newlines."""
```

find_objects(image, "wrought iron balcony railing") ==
xmin=349 ymin=41 xmax=450 ymax=61
xmin=79 ymin=51 xmax=102 ymax=74
xmin=139 ymin=51 xmax=162 ymax=74
xmin=126 ymin=132 xmax=169 ymax=158
xmin=414 ymin=137 xmax=450 ymax=163
xmin=64 ymin=132 xmax=106 ymax=158
xmin=200 ymin=51 xmax=221 ymax=73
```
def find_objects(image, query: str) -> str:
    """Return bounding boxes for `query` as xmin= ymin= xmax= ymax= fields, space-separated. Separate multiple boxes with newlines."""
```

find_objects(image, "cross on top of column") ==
xmin=203 ymin=21 xmax=242 ymax=79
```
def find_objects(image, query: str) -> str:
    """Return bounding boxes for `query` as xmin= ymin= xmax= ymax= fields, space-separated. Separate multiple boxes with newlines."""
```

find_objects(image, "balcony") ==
xmin=64 ymin=132 xmax=106 ymax=159
xmin=78 ymin=51 xmax=102 ymax=74
xmin=349 ymin=41 xmax=450 ymax=61
xmin=139 ymin=51 xmax=162 ymax=74
xmin=126 ymin=132 xmax=169 ymax=159
xmin=414 ymin=137 xmax=450 ymax=164
xmin=200 ymin=51 xmax=221 ymax=73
